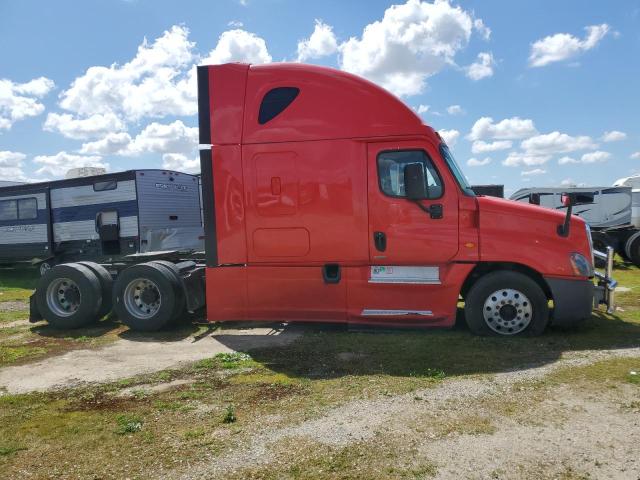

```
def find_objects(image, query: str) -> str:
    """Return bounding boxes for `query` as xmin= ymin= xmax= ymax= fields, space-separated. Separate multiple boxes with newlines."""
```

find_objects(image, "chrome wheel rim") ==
xmin=483 ymin=288 xmax=532 ymax=335
xmin=123 ymin=278 xmax=162 ymax=320
xmin=46 ymin=278 xmax=81 ymax=317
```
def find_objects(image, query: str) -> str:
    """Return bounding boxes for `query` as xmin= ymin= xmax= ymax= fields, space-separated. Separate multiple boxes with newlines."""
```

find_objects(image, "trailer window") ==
xmin=0 ymin=199 xmax=18 ymax=221
xmin=259 ymin=87 xmax=300 ymax=124
xmin=93 ymin=180 xmax=117 ymax=192
xmin=377 ymin=150 xmax=443 ymax=199
xmin=18 ymin=197 xmax=37 ymax=220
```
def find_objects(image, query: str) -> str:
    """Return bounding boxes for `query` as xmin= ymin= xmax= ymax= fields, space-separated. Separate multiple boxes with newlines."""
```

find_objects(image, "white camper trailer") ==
xmin=0 ymin=170 xmax=204 ymax=274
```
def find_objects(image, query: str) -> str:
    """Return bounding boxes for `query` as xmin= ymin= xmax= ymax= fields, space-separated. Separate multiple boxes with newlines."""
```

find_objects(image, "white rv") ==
xmin=0 ymin=170 xmax=203 ymax=274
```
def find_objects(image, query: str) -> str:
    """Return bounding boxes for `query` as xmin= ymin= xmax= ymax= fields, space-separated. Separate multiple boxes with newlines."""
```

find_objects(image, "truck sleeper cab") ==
xmin=197 ymin=63 xmax=608 ymax=336
xmin=30 ymin=63 xmax=614 ymax=336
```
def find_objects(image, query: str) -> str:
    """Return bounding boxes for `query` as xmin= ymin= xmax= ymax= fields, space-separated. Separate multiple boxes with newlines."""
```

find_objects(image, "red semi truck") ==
xmin=29 ymin=63 xmax=617 ymax=336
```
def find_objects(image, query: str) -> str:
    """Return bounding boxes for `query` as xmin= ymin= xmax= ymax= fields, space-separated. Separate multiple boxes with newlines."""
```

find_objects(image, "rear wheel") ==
xmin=35 ymin=263 xmax=102 ymax=329
xmin=39 ymin=260 xmax=54 ymax=277
xmin=112 ymin=263 xmax=177 ymax=331
xmin=76 ymin=261 xmax=113 ymax=319
xmin=464 ymin=271 xmax=549 ymax=336
xmin=148 ymin=260 xmax=186 ymax=322
xmin=625 ymin=232 xmax=640 ymax=267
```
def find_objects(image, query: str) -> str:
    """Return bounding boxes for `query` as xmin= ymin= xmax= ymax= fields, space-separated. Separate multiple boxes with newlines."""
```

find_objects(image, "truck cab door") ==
xmin=347 ymin=139 xmax=462 ymax=324
xmin=367 ymin=140 xmax=459 ymax=264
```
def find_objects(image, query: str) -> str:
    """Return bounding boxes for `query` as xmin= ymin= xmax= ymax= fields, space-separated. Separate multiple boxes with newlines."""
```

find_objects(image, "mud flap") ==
xmin=29 ymin=293 xmax=42 ymax=323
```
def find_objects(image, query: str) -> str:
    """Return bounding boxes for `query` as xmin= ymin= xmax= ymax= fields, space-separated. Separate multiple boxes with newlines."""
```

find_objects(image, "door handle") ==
xmin=429 ymin=204 xmax=443 ymax=219
xmin=374 ymin=231 xmax=386 ymax=252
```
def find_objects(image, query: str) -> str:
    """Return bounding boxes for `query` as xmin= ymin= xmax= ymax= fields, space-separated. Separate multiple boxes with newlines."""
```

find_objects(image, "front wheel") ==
xmin=464 ymin=271 xmax=549 ymax=336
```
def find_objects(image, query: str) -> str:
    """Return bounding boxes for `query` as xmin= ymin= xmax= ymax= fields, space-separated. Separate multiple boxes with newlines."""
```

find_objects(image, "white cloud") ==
xmin=446 ymin=104 xmax=464 ymax=115
xmin=471 ymin=140 xmax=512 ymax=154
xmin=79 ymin=132 xmax=133 ymax=155
xmin=601 ymin=130 xmax=626 ymax=142
xmin=581 ymin=151 xmax=611 ymax=163
xmin=439 ymin=128 xmax=460 ymax=146
xmin=529 ymin=24 xmax=610 ymax=67
xmin=296 ymin=20 xmax=339 ymax=62
xmin=415 ymin=104 xmax=430 ymax=115
xmin=560 ymin=178 xmax=575 ymax=187
xmin=521 ymin=168 xmax=546 ymax=176
xmin=558 ymin=156 xmax=578 ymax=165
xmin=502 ymin=151 xmax=552 ymax=167
xmin=0 ymin=77 xmax=55 ymax=131
xmin=339 ymin=0 xmax=477 ymax=96
xmin=468 ymin=116 xmax=537 ymax=141
xmin=0 ymin=151 xmax=28 ymax=181
xmin=162 ymin=153 xmax=199 ymax=173
xmin=631 ymin=152 xmax=640 ymax=160
xmin=59 ymin=26 xmax=197 ymax=121
xmin=521 ymin=132 xmax=597 ymax=155
xmin=44 ymin=112 xmax=125 ymax=140
xmin=203 ymin=28 xmax=272 ymax=65
xmin=128 ymin=120 xmax=198 ymax=155
xmin=33 ymin=151 xmax=108 ymax=177
xmin=473 ymin=18 xmax=491 ymax=41
xmin=467 ymin=157 xmax=491 ymax=167
xmin=465 ymin=52 xmax=495 ymax=80
xmin=227 ymin=20 xmax=244 ymax=28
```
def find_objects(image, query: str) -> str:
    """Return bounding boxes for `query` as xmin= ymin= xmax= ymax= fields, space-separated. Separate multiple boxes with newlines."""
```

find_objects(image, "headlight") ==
xmin=570 ymin=252 xmax=594 ymax=277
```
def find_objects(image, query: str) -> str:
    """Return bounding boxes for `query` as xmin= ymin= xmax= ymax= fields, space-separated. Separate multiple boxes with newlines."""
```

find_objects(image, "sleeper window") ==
xmin=258 ymin=87 xmax=300 ymax=124
xmin=0 ymin=200 xmax=18 ymax=221
xmin=18 ymin=197 xmax=37 ymax=220
xmin=377 ymin=150 xmax=443 ymax=199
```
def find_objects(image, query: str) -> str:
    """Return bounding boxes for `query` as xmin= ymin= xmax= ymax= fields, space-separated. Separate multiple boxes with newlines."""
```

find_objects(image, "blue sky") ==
xmin=1 ymin=0 xmax=639 ymax=196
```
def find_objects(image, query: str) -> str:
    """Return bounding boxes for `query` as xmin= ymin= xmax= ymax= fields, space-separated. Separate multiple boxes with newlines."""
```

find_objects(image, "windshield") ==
xmin=439 ymin=143 xmax=475 ymax=197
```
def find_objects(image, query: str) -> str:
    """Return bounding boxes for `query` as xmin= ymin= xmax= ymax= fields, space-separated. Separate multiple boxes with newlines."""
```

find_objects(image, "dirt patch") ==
xmin=0 ymin=300 xmax=28 ymax=312
xmin=0 ymin=323 xmax=302 ymax=394
xmin=170 ymin=347 xmax=640 ymax=479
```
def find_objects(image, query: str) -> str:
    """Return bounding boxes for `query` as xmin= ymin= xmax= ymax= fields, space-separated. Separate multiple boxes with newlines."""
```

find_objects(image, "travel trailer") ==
xmin=0 ymin=169 xmax=203 ymax=275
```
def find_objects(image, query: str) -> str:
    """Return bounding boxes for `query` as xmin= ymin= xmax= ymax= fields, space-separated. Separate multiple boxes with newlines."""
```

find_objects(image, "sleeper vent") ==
xmin=258 ymin=87 xmax=300 ymax=124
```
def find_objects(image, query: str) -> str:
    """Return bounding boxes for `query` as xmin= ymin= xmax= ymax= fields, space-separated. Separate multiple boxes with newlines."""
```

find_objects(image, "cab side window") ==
xmin=377 ymin=150 xmax=443 ymax=199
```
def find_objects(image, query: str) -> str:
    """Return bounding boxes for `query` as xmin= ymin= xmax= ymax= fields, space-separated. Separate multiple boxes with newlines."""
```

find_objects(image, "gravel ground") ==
xmin=0 ymin=300 xmax=28 ymax=312
xmin=170 ymin=347 xmax=640 ymax=480
xmin=0 ymin=323 xmax=302 ymax=393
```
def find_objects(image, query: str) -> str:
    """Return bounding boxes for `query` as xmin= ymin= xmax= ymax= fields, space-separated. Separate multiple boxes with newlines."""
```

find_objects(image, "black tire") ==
xmin=76 ymin=261 xmax=114 ymax=319
xmin=148 ymin=260 xmax=186 ymax=322
xmin=627 ymin=233 xmax=640 ymax=267
xmin=464 ymin=271 xmax=549 ymax=336
xmin=35 ymin=263 xmax=102 ymax=329
xmin=591 ymin=231 xmax=613 ymax=268
xmin=112 ymin=263 xmax=177 ymax=331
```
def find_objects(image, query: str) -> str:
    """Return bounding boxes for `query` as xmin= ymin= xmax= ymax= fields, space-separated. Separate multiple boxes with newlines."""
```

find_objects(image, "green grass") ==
xmin=0 ymin=268 xmax=38 ymax=302
xmin=0 ymin=259 xmax=637 ymax=478
xmin=0 ymin=310 xmax=27 ymax=324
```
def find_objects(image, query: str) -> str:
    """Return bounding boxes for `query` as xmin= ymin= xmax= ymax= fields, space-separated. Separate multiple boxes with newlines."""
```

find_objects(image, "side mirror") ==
xmin=529 ymin=193 xmax=540 ymax=205
xmin=404 ymin=163 xmax=429 ymax=200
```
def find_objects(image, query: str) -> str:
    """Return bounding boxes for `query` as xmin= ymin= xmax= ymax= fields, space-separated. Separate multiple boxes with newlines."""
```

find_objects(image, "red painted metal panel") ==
xmin=242 ymin=63 xmax=428 ymax=144
xmin=212 ymin=145 xmax=247 ymax=265
xmin=209 ymin=63 xmax=249 ymax=145
xmin=205 ymin=266 xmax=247 ymax=321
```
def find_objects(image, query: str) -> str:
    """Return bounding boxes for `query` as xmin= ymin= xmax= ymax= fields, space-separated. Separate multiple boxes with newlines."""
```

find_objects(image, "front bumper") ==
xmin=546 ymin=246 xmax=617 ymax=327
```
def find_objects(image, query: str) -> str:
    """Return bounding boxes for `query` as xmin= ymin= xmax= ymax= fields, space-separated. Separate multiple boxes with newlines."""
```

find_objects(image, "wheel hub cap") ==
xmin=483 ymin=288 xmax=533 ymax=335
xmin=46 ymin=278 xmax=81 ymax=317
xmin=123 ymin=278 xmax=162 ymax=320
